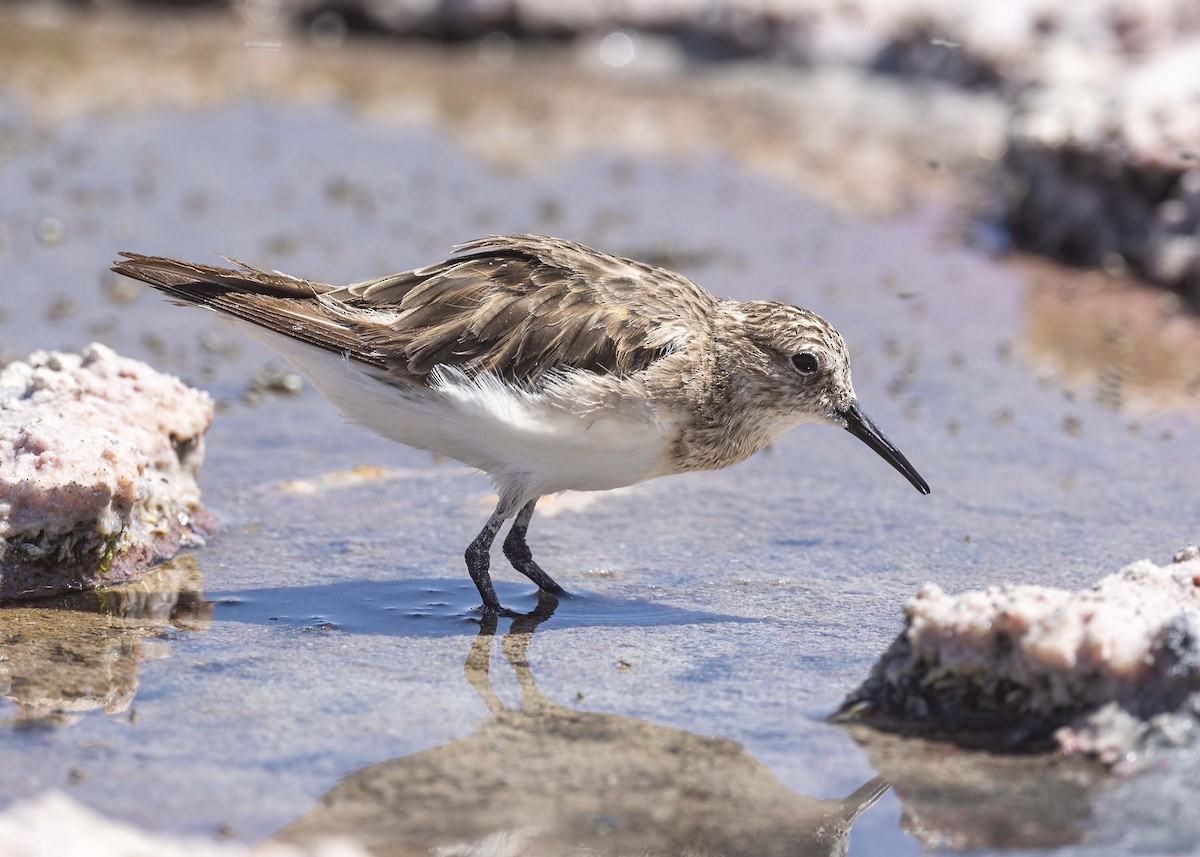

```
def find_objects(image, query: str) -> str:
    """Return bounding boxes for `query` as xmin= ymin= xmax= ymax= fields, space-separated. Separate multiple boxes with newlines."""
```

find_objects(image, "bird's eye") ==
xmin=792 ymin=352 xmax=819 ymax=374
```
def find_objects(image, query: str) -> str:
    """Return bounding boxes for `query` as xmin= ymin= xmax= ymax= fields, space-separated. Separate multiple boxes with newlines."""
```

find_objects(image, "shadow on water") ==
xmin=0 ymin=556 xmax=211 ymax=727
xmin=275 ymin=594 xmax=888 ymax=856
xmin=0 ymin=567 xmax=747 ymax=729
xmin=210 ymin=578 xmax=754 ymax=638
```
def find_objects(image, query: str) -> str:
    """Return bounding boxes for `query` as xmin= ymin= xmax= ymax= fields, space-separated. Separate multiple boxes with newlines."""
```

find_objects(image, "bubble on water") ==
xmin=100 ymin=273 xmax=141 ymax=305
xmin=45 ymin=296 xmax=79 ymax=323
xmin=976 ymin=130 xmax=1007 ymax=162
xmin=308 ymin=11 xmax=348 ymax=49
xmin=1102 ymin=252 xmax=1128 ymax=278
xmin=478 ymin=31 xmax=514 ymax=64
xmin=599 ymin=30 xmax=637 ymax=68
xmin=36 ymin=216 xmax=65 ymax=246
xmin=240 ymin=0 xmax=281 ymax=26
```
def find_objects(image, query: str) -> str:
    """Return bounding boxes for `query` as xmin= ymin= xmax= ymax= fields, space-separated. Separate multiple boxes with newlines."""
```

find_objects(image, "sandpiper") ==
xmin=114 ymin=234 xmax=929 ymax=613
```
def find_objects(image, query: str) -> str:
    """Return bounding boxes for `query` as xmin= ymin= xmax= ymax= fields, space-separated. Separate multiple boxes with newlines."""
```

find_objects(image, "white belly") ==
xmin=241 ymin=325 xmax=674 ymax=500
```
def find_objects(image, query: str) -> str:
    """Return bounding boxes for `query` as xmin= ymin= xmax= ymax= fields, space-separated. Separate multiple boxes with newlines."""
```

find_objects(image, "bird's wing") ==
xmin=114 ymin=235 xmax=717 ymax=386
xmin=319 ymin=234 xmax=716 ymax=384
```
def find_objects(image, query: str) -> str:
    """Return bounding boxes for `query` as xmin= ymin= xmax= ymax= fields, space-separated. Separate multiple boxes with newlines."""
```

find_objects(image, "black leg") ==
xmin=502 ymin=498 xmax=567 ymax=595
xmin=465 ymin=507 xmax=507 ymax=613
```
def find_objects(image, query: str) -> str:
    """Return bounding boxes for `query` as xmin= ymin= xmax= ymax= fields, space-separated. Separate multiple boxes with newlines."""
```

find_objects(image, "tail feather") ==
xmin=112 ymin=253 xmax=388 ymax=370
xmin=112 ymin=252 xmax=331 ymax=300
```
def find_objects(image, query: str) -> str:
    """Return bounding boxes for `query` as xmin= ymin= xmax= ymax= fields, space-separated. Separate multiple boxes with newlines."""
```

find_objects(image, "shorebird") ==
xmin=114 ymin=235 xmax=929 ymax=613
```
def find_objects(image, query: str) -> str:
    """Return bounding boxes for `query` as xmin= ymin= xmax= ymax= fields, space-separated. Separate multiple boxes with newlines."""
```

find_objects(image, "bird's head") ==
xmin=731 ymin=300 xmax=930 ymax=495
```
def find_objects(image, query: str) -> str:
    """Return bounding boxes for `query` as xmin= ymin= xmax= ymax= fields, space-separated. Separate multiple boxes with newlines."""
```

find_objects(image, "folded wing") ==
xmin=114 ymin=234 xmax=715 ymax=387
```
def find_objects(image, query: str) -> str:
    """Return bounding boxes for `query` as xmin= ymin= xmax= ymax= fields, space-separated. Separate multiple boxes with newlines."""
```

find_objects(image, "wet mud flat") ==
xmin=1 ymin=9 xmax=1199 ymax=856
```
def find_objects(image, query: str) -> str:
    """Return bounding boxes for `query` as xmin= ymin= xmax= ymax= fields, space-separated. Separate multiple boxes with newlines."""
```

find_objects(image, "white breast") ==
xmin=239 ymin=324 xmax=675 ymax=502
xmin=426 ymin=367 xmax=673 ymax=495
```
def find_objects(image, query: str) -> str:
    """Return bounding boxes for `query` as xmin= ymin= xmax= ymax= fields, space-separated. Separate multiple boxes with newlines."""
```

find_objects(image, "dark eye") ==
xmin=792 ymin=352 xmax=819 ymax=374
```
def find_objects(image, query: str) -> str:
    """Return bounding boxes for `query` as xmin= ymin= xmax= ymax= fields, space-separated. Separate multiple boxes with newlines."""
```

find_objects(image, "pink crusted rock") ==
xmin=0 ymin=792 xmax=368 ymax=857
xmin=0 ymin=344 xmax=214 ymax=600
xmin=837 ymin=557 xmax=1200 ymax=754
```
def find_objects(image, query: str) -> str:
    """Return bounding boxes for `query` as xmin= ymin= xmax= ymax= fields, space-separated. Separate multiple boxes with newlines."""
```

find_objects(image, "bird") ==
xmin=113 ymin=234 xmax=929 ymax=614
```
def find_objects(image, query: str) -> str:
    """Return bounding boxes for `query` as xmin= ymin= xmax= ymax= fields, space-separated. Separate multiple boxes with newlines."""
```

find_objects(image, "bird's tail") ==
xmin=112 ymin=253 xmax=378 ymax=365
xmin=112 ymin=253 xmax=330 ymax=306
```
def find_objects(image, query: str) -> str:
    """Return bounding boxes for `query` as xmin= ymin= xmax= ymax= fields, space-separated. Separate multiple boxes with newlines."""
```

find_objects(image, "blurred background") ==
xmin=3 ymin=0 xmax=1200 ymax=393
xmin=1 ymin=1 xmax=1199 ymax=856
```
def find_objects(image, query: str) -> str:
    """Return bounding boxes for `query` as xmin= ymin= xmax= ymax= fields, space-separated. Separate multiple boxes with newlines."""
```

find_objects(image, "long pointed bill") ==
xmin=836 ymin=400 xmax=930 ymax=494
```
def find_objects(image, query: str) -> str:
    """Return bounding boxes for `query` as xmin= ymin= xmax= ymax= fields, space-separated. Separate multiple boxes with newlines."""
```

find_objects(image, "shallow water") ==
xmin=1 ymin=12 xmax=1199 ymax=855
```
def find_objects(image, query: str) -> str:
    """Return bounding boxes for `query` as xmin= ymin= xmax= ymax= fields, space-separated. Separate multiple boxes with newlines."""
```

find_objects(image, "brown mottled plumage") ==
xmin=114 ymin=235 xmax=928 ymax=613
xmin=116 ymin=236 xmax=712 ymax=385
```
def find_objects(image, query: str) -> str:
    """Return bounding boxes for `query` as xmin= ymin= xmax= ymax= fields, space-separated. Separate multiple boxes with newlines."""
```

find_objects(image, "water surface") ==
xmin=1 ymin=15 xmax=1198 ymax=855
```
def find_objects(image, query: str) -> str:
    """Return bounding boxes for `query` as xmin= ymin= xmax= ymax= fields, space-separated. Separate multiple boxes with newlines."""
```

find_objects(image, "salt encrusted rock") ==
xmin=0 ymin=792 xmax=366 ymax=857
xmin=836 ymin=557 xmax=1200 ymax=757
xmin=254 ymin=0 xmax=1200 ymax=79
xmin=1000 ymin=41 xmax=1200 ymax=308
xmin=0 ymin=344 xmax=214 ymax=600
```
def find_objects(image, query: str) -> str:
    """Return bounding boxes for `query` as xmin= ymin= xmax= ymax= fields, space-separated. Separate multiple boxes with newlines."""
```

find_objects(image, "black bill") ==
xmin=837 ymin=400 xmax=930 ymax=495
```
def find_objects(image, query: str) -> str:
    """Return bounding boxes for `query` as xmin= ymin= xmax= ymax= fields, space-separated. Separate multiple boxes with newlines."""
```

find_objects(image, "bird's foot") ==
xmin=502 ymin=537 xmax=567 ymax=595
xmin=520 ymin=564 xmax=567 ymax=596
xmin=473 ymin=603 xmax=520 ymax=619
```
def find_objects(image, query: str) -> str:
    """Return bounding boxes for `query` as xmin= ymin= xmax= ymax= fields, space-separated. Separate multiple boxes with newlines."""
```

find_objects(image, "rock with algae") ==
xmin=0 ymin=344 xmax=214 ymax=601
xmin=836 ymin=554 xmax=1200 ymax=761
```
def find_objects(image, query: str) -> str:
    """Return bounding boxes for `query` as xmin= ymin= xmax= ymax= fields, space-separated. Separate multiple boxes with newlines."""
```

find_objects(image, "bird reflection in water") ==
xmin=277 ymin=594 xmax=888 ymax=856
